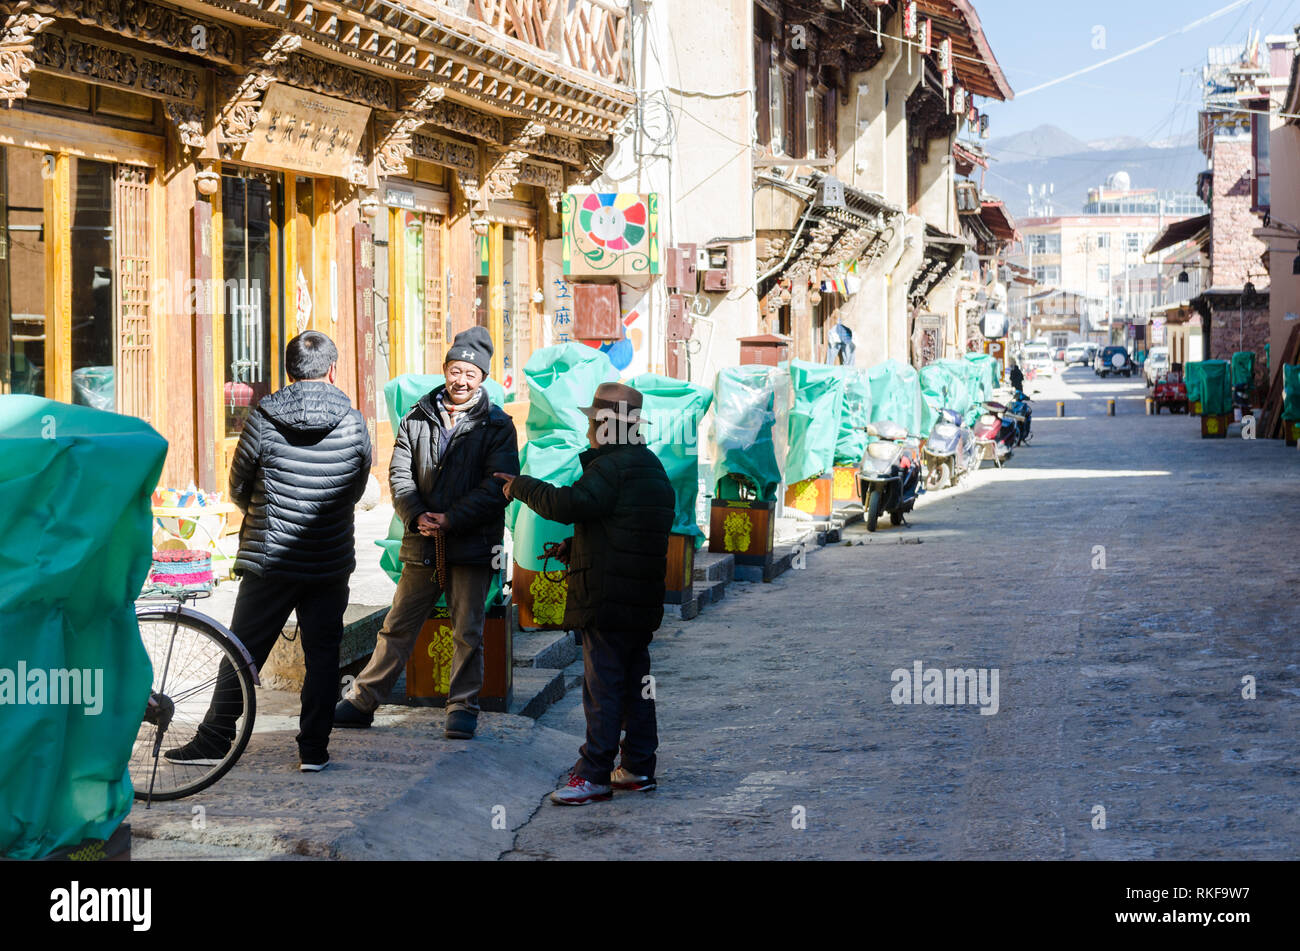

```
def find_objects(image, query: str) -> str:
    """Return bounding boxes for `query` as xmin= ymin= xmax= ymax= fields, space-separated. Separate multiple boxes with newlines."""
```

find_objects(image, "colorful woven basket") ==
xmin=149 ymin=549 xmax=215 ymax=592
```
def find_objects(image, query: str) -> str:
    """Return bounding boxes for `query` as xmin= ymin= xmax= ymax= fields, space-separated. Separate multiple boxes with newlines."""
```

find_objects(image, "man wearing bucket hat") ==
xmin=335 ymin=326 xmax=518 ymax=740
xmin=495 ymin=382 xmax=675 ymax=805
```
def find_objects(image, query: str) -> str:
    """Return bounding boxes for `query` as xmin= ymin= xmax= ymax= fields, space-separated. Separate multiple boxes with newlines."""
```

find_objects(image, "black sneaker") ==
xmin=334 ymin=698 xmax=373 ymax=728
xmin=163 ymin=737 xmax=229 ymax=766
xmin=299 ymin=751 xmax=330 ymax=773
xmin=444 ymin=709 xmax=477 ymax=739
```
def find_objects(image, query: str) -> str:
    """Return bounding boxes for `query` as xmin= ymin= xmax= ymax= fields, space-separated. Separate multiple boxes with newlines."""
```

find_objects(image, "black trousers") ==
xmin=199 ymin=573 xmax=348 ymax=759
xmin=574 ymin=627 xmax=658 ymax=785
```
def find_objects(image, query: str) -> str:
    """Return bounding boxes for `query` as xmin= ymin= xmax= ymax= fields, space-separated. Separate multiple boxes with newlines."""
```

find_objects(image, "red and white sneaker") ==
xmin=550 ymin=773 xmax=613 ymax=806
xmin=611 ymin=767 xmax=656 ymax=792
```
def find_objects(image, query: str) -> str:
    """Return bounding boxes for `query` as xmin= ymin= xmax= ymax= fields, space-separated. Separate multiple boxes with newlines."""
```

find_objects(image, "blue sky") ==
xmin=974 ymin=0 xmax=1300 ymax=143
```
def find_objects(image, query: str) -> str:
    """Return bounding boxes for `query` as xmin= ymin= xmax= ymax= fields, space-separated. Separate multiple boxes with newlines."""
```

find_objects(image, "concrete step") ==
xmin=508 ymin=667 xmax=567 ymax=719
xmin=693 ymin=551 xmax=734 ymax=584
xmin=512 ymin=629 xmax=577 ymax=670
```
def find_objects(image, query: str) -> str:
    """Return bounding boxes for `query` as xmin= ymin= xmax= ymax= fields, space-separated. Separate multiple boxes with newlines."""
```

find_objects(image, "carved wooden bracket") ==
xmin=217 ymin=32 xmax=302 ymax=145
xmin=164 ymin=101 xmax=205 ymax=152
xmin=0 ymin=6 xmax=53 ymax=103
xmin=375 ymin=82 xmax=447 ymax=178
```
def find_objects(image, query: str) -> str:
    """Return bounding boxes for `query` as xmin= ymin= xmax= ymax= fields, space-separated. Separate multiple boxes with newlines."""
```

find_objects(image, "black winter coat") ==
xmin=229 ymin=381 xmax=372 ymax=581
xmin=390 ymin=386 xmax=520 ymax=568
xmin=510 ymin=442 xmax=675 ymax=637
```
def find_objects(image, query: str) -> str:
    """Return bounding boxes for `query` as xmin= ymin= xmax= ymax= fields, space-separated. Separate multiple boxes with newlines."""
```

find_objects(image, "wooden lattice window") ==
xmin=113 ymin=164 xmax=151 ymax=420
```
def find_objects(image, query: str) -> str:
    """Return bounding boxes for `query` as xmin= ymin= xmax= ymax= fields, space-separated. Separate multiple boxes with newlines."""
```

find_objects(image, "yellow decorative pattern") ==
xmin=723 ymin=511 xmax=751 ymax=552
xmin=790 ymin=478 xmax=820 ymax=513
xmin=529 ymin=572 xmax=567 ymax=626
xmin=426 ymin=624 xmax=455 ymax=694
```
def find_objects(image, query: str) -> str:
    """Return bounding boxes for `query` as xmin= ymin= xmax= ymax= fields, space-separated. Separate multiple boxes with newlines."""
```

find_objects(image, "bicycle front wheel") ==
xmin=132 ymin=608 xmax=257 ymax=801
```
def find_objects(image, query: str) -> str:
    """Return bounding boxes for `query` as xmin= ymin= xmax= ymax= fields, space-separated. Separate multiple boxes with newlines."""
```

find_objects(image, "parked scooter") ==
xmin=1005 ymin=390 xmax=1033 ymax=446
xmin=923 ymin=408 xmax=980 ymax=490
xmin=857 ymin=420 xmax=924 ymax=532
xmin=973 ymin=401 xmax=1017 ymax=468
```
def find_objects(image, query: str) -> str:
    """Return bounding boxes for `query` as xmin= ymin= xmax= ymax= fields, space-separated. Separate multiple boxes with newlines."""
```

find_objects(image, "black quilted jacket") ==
xmin=229 ymin=381 xmax=372 ymax=581
xmin=510 ymin=442 xmax=675 ymax=637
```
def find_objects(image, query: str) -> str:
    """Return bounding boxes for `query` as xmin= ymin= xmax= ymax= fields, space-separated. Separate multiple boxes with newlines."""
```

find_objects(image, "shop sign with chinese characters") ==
xmin=242 ymin=84 xmax=371 ymax=179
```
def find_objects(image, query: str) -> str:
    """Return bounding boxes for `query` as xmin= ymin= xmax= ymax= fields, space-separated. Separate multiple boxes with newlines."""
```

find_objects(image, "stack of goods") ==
xmin=148 ymin=549 xmax=214 ymax=593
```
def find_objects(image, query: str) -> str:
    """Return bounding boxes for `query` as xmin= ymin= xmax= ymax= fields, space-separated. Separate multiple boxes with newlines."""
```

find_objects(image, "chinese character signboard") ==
xmin=242 ymin=84 xmax=371 ymax=179
xmin=561 ymin=192 xmax=660 ymax=277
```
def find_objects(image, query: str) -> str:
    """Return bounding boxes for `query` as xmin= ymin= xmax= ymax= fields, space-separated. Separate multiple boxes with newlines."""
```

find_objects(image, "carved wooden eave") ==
xmin=182 ymin=0 xmax=633 ymax=142
xmin=374 ymin=79 xmax=445 ymax=176
xmin=1 ymin=7 xmax=55 ymax=103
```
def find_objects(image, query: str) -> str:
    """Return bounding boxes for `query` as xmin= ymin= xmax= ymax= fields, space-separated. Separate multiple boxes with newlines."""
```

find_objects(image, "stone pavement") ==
xmin=502 ymin=366 xmax=1300 ymax=860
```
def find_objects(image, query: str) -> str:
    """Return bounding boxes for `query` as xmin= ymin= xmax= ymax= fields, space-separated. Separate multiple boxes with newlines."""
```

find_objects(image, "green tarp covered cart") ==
xmin=833 ymin=366 xmax=873 ymax=467
xmin=627 ymin=372 xmax=714 ymax=541
xmin=1 ymin=396 xmax=166 ymax=859
xmin=1199 ymin=360 xmax=1232 ymax=416
xmin=785 ymin=360 xmax=846 ymax=485
xmin=711 ymin=364 xmax=784 ymax=501
xmin=866 ymin=359 xmax=923 ymax=436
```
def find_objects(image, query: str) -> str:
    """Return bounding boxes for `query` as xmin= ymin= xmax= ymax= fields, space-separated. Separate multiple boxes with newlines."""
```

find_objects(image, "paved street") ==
xmin=504 ymin=367 xmax=1300 ymax=860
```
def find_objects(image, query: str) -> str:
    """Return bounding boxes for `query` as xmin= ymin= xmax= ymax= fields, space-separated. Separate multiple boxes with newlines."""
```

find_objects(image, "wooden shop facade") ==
xmin=0 ymin=0 xmax=632 ymax=489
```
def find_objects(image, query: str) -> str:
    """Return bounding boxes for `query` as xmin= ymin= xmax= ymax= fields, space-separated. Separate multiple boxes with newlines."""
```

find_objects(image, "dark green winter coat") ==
xmin=510 ymin=442 xmax=675 ymax=637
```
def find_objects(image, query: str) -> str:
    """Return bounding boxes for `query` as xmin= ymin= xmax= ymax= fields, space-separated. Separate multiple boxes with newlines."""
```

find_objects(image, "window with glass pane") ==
xmin=222 ymin=170 xmax=281 ymax=435
xmin=1 ymin=147 xmax=48 ymax=397
xmin=70 ymin=159 xmax=115 ymax=410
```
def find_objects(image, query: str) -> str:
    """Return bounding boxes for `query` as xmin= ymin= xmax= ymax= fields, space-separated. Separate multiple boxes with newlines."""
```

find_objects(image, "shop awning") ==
xmin=979 ymin=200 xmax=1018 ymax=242
xmin=1147 ymin=214 xmax=1211 ymax=256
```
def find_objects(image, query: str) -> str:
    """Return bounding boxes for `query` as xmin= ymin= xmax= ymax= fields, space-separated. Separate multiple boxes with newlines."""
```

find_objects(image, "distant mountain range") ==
xmin=981 ymin=124 xmax=1206 ymax=219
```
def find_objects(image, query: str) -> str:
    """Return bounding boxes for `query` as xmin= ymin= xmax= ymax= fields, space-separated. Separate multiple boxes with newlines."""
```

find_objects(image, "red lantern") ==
xmin=903 ymin=0 xmax=917 ymax=38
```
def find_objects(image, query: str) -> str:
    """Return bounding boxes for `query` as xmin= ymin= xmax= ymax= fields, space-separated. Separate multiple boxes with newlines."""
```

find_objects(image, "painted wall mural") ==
xmin=562 ymin=192 xmax=660 ymax=277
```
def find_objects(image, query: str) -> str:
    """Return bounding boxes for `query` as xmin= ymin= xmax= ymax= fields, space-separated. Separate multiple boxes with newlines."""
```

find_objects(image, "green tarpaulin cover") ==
xmin=1231 ymin=351 xmax=1255 ymax=389
xmin=712 ymin=364 xmax=783 ymax=500
xmin=920 ymin=361 xmax=976 ymax=434
xmin=1184 ymin=362 xmax=1206 ymax=407
xmin=867 ymin=359 xmax=923 ymax=436
xmin=626 ymin=373 xmax=713 ymax=540
xmin=1200 ymin=360 xmax=1232 ymax=415
xmin=833 ymin=367 xmax=873 ymax=466
xmin=505 ymin=344 xmax=615 ymax=571
xmin=377 ymin=374 xmax=508 ymax=605
xmin=1283 ymin=365 xmax=1300 ymax=421
xmin=785 ymin=360 xmax=845 ymax=485
xmin=1 ymin=395 xmax=166 ymax=858
xmin=964 ymin=352 xmax=1002 ymax=398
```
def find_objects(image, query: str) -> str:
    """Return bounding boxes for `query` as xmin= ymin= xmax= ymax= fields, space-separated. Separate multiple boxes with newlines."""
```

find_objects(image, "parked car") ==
xmin=1023 ymin=346 xmax=1055 ymax=378
xmin=1065 ymin=342 xmax=1097 ymax=366
xmin=1053 ymin=347 xmax=1066 ymax=362
xmin=1094 ymin=346 xmax=1135 ymax=377
xmin=1144 ymin=347 xmax=1170 ymax=386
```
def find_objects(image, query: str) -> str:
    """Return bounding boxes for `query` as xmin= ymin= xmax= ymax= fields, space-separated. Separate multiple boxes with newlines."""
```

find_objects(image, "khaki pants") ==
xmin=348 ymin=563 xmax=492 ymax=716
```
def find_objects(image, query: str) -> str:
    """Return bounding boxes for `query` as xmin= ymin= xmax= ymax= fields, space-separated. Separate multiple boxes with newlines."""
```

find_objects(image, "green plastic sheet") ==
xmin=1200 ymin=360 xmax=1232 ymax=415
xmin=627 ymin=373 xmax=713 ymax=540
xmin=920 ymin=361 xmax=976 ymax=435
xmin=1283 ymin=365 xmax=1300 ymax=421
xmin=1 ymin=395 xmax=165 ymax=858
xmin=505 ymin=343 xmax=615 ymax=572
xmin=1184 ymin=362 xmax=1206 ymax=408
xmin=784 ymin=360 xmax=845 ymax=485
xmin=866 ymin=359 xmax=923 ymax=436
xmin=833 ymin=367 xmax=873 ymax=466
xmin=1231 ymin=351 xmax=1255 ymax=389
xmin=377 ymin=373 xmax=508 ymax=599
xmin=964 ymin=352 xmax=1002 ymax=398
xmin=712 ymin=364 xmax=783 ymax=501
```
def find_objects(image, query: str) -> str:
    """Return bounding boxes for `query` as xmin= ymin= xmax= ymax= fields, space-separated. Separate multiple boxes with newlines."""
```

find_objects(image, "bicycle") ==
xmin=131 ymin=585 xmax=260 ymax=803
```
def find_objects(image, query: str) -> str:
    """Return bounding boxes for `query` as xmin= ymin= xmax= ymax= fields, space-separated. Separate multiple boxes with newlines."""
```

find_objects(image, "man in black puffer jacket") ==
xmin=496 ymin=382 xmax=675 ymax=805
xmin=178 ymin=331 xmax=371 ymax=772
xmin=336 ymin=326 xmax=519 ymax=740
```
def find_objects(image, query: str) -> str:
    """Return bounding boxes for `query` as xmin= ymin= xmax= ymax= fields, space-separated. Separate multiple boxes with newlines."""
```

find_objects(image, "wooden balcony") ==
xmin=467 ymin=0 xmax=629 ymax=85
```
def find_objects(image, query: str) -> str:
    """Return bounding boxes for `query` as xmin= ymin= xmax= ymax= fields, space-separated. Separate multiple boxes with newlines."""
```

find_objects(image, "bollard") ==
xmin=1145 ymin=398 xmax=1154 ymax=415
xmin=1107 ymin=398 xmax=1116 ymax=417
xmin=1056 ymin=401 xmax=1065 ymax=417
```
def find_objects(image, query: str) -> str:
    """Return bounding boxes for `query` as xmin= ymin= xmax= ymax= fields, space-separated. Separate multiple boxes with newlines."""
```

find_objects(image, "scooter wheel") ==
xmin=866 ymin=489 xmax=883 ymax=533
xmin=926 ymin=461 xmax=950 ymax=491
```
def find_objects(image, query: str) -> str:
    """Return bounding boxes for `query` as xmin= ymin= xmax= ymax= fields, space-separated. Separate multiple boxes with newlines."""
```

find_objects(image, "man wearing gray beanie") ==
xmin=336 ymin=326 xmax=518 ymax=739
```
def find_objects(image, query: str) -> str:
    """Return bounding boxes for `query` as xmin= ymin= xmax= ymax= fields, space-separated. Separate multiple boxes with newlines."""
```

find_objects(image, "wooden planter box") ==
xmin=832 ymin=466 xmax=859 ymax=504
xmin=31 ymin=823 xmax=132 ymax=862
xmin=1200 ymin=413 xmax=1230 ymax=439
xmin=664 ymin=532 xmax=695 ymax=604
xmin=406 ymin=602 xmax=513 ymax=711
xmin=784 ymin=474 xmax=833 ymax=518
xmin=511 ymin=562 xmax=569 ymax=630
xmin=708 ymin=498 xmax=774 ymax=567
xmin=1285 ymin=420 xmax=1300 ymax=447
